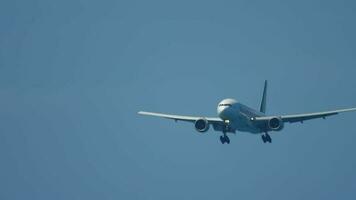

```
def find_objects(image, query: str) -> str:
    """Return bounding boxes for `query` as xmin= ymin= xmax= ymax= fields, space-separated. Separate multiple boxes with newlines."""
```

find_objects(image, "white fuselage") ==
xmin=217 ymin=98 xmax=264 ymax=134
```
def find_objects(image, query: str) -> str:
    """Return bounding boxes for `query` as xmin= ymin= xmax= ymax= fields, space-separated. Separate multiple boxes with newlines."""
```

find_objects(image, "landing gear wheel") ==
xmin=220 ymin=136 xmax=225 ymax=144
xmin=261 ymin=135 xmax=267 ymax=143
xmin=220 ymin=135 xmax=230 ymax=144
xmin=262 ymin=133 xmax=272 ymax=143
xmin=266 ymin=133 xmax=272 ymax=143
xmin=225 ymin=136 xmax=230 ymax=144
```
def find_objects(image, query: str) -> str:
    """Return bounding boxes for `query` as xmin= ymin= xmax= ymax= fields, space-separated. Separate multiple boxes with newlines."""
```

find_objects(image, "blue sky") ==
xmin=1 ymin=0 xmax=356 ymax=199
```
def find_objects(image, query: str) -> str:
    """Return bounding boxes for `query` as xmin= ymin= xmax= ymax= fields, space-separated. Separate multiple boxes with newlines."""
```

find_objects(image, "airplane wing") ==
xmin=138 ymin=111 xmax=233 ymax=132
xmin=254 ymin=107 xmax=356 ymax=123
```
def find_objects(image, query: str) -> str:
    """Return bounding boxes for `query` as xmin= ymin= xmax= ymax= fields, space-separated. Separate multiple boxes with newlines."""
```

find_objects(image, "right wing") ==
xmin=138 ymin=111 xmax=206 ymax=122
xmin=138 ymin=111 xmax=233 ymax=132
xmin=254 ymin=107 xmax=356 ymax=123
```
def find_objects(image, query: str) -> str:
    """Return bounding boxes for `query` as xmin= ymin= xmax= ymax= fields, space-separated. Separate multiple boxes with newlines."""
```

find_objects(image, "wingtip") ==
xmin=138 ymin=111 xmax=148 ymax=115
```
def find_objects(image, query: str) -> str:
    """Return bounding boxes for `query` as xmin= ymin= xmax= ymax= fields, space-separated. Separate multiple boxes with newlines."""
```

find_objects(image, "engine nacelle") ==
xmin=194 ymin=118 xmax=210 ymax=133
xmin=268 ymin=117 xmax=284 ymax=131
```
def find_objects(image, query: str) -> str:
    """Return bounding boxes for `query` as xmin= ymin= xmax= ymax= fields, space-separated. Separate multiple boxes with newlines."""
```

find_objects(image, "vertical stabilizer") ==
xmin=260 ymin=80 xmax=267 ymax=113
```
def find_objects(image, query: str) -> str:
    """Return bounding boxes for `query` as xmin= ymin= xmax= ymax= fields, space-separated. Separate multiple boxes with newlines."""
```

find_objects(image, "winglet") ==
xmin=260 ymin=80 xmax=267 ymax=113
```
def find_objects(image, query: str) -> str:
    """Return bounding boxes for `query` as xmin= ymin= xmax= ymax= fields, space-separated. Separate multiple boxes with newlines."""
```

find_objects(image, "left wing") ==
xmin=138 ymin=111 xmax=233 ymax=132
xmin=254 ymin=107 xmax=356 ymax=123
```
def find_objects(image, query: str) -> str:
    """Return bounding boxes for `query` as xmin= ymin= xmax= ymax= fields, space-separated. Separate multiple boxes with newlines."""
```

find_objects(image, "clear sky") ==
xmin=1 ymin=0 xmax=356 ymax=199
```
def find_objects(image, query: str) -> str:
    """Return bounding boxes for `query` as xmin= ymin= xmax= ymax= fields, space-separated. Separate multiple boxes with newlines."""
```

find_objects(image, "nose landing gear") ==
xmin=220 ymin=135 xmax=230 ymax=144
xmin=220 ymin=130 xmax=230 ymax=144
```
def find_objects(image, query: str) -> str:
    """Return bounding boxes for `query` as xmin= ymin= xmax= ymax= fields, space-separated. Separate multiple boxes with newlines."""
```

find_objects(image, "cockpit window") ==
xmin=219 ymin=104 xmax=232 ymax=107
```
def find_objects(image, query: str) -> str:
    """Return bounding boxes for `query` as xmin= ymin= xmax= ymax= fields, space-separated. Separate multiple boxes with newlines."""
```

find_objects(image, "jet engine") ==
xmin=268 ymin=117 xmax=284 ymax=131
xmin=195 ymin=118 xmax=210 ymax=133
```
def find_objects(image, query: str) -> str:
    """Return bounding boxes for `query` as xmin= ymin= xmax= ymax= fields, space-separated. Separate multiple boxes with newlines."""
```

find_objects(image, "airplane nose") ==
xmin=217 ymin=105 xmax=224 ymax=113
xmin=218 ymin=106 xmax=228 ymax=119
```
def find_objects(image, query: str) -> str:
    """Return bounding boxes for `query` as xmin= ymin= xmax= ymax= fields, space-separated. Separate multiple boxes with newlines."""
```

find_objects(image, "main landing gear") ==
xmin=220 ymin=135 xmax=230 ymax=144
xmin=262 ymin=132 xmax=272 ymax=143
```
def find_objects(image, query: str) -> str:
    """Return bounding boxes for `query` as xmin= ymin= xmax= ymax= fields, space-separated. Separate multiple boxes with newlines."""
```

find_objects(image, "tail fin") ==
xmin=260 ymin=80 xmax=267 ymax=113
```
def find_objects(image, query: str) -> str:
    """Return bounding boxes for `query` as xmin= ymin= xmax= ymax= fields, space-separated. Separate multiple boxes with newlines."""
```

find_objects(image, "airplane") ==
xmin=138 ymin=81 xmax=356 ymax=144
